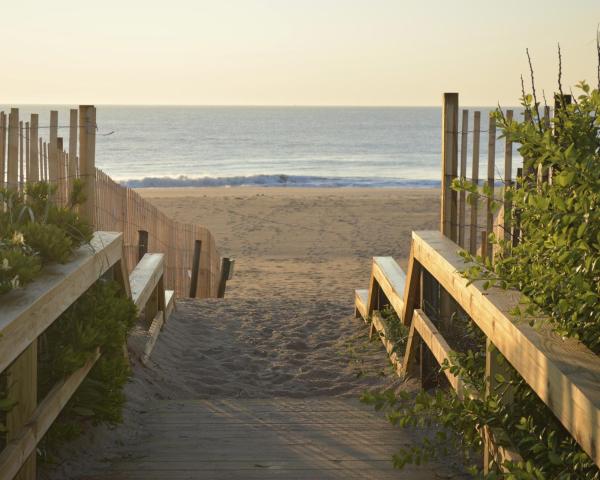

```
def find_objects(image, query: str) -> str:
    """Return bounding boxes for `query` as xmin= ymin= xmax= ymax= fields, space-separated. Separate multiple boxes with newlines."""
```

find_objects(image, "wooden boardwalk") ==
xmin=80 ymin=398 xmax=456 ymax=479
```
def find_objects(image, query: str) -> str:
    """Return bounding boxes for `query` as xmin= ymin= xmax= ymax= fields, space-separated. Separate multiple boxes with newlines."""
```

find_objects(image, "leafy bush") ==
xmin=38 ymin=279 xmax=137 ymax=461
xmin=0 ymin=180 xmax=93 ymax=294
xmin=363 ymin=77 xmax=600 ymax=477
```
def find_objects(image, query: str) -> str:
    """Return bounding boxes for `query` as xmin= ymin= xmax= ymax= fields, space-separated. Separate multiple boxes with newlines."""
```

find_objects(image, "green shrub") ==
xmin=38 ymin=279 xmax=137 ymax=460
xmin=0 ymin=180 xmax=93 ymax=293
xmin=363 ymin=77 xmax=600 ymax=477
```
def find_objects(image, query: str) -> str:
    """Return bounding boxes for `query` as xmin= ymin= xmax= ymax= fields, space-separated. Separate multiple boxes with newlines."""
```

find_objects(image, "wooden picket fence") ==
xmin=355 ymin=92 xmax=600 ymax=473
xmin=0 ymin=105 xmax=222 ymax=298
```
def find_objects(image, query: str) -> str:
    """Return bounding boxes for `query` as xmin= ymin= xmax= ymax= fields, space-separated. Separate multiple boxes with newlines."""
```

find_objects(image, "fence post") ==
xmin=28 ymin=114 xmax=38 ymax=183
xmin=69 ymin=109 xmax=78 ymax=178
xmin=48 ymin=110 xmax=58 ymax=187
xmin=217 ymin=257 xmax=232 ymax=298
xmin=458 ymin=109 xmax=468 ymax=248
xmin=138 ymin=230 xmax=149 ymax=261
xmin=6 ymin=344 xmax=37 ymax=480
xmin=486 ymin=114 xmax=496 ymax=260
xmin=7 ymin=108 xmax=19 ymax=190
xmin=189 ymin=240 xmax=202 ymax=298
xmin=469 ymin=111 xmax=481 ymax=254
xmin=79 ymin=105 xmax=96 ymax=227
xmin=441 ymin=93 xmax=459 ymax=241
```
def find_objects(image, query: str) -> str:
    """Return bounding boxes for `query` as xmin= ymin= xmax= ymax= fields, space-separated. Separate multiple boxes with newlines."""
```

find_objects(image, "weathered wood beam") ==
xmin=0 ymin=232 xmax=122 ymax=374
xmin=412 ymin=229 xmax=600 ymax=467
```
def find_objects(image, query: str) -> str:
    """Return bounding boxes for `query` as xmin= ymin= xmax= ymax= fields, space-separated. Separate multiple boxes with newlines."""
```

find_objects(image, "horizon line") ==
xmin=0 ymin=103 xmax=520 ymax=108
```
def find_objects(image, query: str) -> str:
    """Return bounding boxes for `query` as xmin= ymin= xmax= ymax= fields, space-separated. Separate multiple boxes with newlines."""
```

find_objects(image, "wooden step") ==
xmin=354 ymin=289 xmax=368 ymax=320
xmin=164 ymin=290 xmax=175 ymax=320
xmin=368 ymin=257 xmax=406 ymax=318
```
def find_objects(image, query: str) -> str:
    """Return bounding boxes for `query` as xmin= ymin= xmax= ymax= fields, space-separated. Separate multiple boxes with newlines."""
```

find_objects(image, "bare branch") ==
xmin=526 ymin=48 xmax=542 ymax=130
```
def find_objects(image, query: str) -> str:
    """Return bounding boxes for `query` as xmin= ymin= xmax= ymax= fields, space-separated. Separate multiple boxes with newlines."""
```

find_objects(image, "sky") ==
xmin=2 ymin=0 xmax=599 ymax=106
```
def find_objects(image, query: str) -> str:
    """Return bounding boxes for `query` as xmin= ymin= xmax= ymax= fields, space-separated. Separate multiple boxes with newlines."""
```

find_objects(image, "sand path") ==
xmin=47 ymin=188 xmax=468 ymax=479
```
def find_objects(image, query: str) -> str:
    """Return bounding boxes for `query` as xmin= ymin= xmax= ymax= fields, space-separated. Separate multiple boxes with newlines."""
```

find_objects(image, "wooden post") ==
xmin=138 ymin=230 xmax=149 ymax=261
xmin=28 ymin=114 xmax=38 ymax=183
xmin=69 ymin=109 xmax=78 ymax=178
xmin=24 ymin=122 xmax=30 ymax=185
xmin=189 ymin=240 xmax=202 ymax=298
xmin=458 ymin=109 xmax=468 ymax=248
xmin=6 ymin=342 xmax=38 ymax=480
xmin=42 ymin=141 xmax=47 ymax=181
xmin=217 ymin=257 xmax=232 ymax=298
xmin=481 ymin=231 xmax=488 ymax=259
xmin=0 ymin=112 xmax=5 ymax=189
xmin=48 ymin=110 xmax=58 ymax=186
xmin=79 ymin=106 xmax=96 ymax=227
xmin=483 ymin=338 xmax=515 ymax=473
xmin=486 ymin=114 xmax=496 ymax=260
xmin=502 ymin=110 xmax=513 ymax=245
xmin=469 ymin=112 xmax=481 ymax=255
xmin=19 ymin=121 xmax=24 ymax=189
xmin=7 ymin=108 xmax=19 ymax=190
xmin=441 ymin=93 xmax=459 ymax=240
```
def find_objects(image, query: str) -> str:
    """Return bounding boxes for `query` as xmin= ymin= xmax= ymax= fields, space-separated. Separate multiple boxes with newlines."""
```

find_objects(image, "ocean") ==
xmin=5 ymin=106 xmax=523 ymax=188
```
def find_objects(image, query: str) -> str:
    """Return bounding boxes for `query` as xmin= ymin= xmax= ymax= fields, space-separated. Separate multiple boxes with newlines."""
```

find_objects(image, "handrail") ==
xmin=0 ymin=231 xmax=176 ymax=480
xmin=355 ymin=230 xmax=600 ymax=470
xmin=409 ymin=230 xmax=600 ymax=467
xmin=0 ymin=231 xmax=122 ymax=374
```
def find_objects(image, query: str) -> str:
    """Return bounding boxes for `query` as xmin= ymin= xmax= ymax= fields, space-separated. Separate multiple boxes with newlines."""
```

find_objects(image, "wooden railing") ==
xmin=354 ymin=91 xmax=597 ymax=472
xmin=355 ymin=231 xmax=600 ymax=471
xmin=0 ymin=106 xmax=224 ymax=298
xmin=0 ymin=231 xmax=175 ymax=480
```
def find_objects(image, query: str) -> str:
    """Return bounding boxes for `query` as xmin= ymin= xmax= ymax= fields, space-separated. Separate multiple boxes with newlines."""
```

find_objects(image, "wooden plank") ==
xmin=0 ymin=112 xmax=5 ymax=189
xmin=0 ymin=349 xmax=100 ymax=480
xmin=412 ymin=230 xmax=600 ymax=467
xmin=0 ymin=232 xmax=122 ymax=374
xmin=354 ymin=289 xmax=368 ymax=320
xmin=18 ymin=121 xmax=24 ymax=188
xmin=24 ymin=122 xmax=29 ymax=185
xmin=165 ymin=290 xmax=175 ymax=320
xmin=370 ymin=257 xmax=406 ymax=317
xmin=441 ymin=93 xmax=459 ymax=240
xmin=69 ymin=108 xmax=78 ymax=178
xmin=458 ymin=109 xmax=468 ymax=248
xmin=48 ymin=110 xmax=58 ymax=185
xmin=189 ymin=240 xmax=202 ymax=298
xmin=486 ymin=114 xmax=496 ymax=259
xmin=469 ymin=111 xmax=481 ymax=255
xmin=129 ymin=253 xmax=164 ymax=309
xmin=79 ymin=105 xmax=96 ymax=227
xmin=6 ymin=342 xmax=37 ymax=480
xmin=370 ymin=311 xmax=402 ymax=376
xmin=217 ymin=257 xmax=232 ymax=298
xmin=411 ymin=309 xmax=469 ymax=400
xmin=503 ymin=110 xmax=513 ymax=244
xmin=400 ymin=245 xmax=421 ymax=326
xmin=141 ymin=311 xmax=165 ymax=365
xmin=7 ymin=108 xmax=19 ymax=189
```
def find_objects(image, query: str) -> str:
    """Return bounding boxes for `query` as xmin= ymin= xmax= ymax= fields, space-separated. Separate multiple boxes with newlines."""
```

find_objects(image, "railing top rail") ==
xmin=411 ymin=229 xmax=600 ymax=467
xmin=0 ymin=231 xmax=123 ymax=373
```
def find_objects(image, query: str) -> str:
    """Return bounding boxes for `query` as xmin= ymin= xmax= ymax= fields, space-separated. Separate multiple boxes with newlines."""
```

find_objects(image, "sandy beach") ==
xmin=45 ymin=187 xmax=471 ymax=479
xmin=137 ymin=187 xmax=440 ymax=300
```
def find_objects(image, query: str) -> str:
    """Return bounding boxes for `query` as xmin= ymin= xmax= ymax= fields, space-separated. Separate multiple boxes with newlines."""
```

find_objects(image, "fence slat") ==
xmin=48 ymin=111 xmax=58 ymax=186
xmin=7 ymin=108 xmax=19 ymax=189
xmin=469 ymin=111 xmax=481 ymax=255
xmin=458 ymin=109 xmax=468 ymax=248
xmin=441 ymin=93 xmax=459 ymax=241
xmin=29 ymin=114 xmax=38 ymax=183
xmin=486 ymin=114 xmax=496 ymax=259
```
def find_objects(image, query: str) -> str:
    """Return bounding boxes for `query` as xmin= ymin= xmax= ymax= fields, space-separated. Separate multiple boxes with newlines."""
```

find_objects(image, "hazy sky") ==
xmin=3 ymin=0 xmax=599 ymax=106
